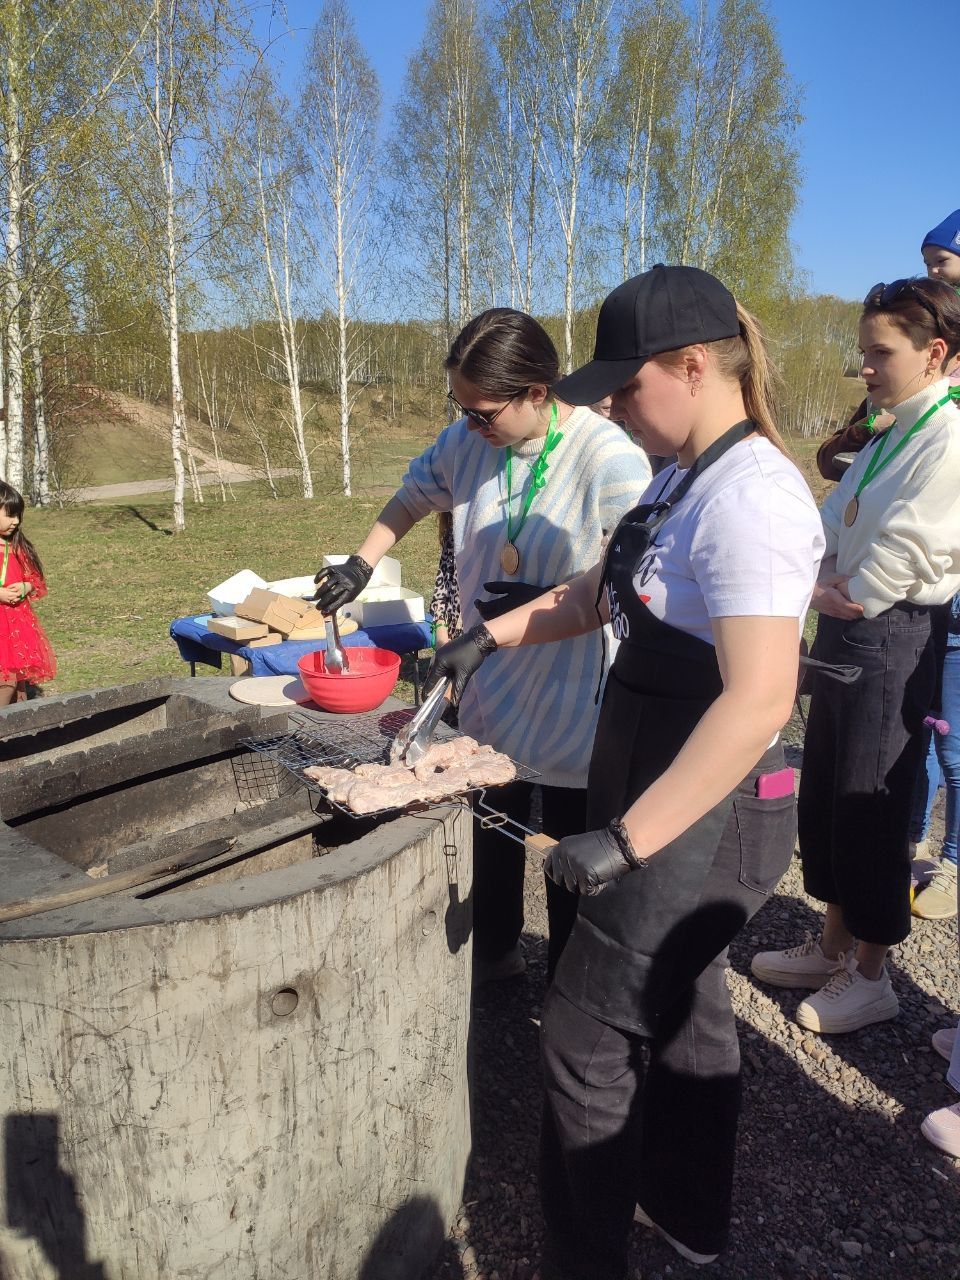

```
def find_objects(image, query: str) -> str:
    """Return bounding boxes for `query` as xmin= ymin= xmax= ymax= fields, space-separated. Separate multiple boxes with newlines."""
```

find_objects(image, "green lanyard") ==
xmin=855 ymin=385 xmax=960 ymax=500
xmin=0 ymin=541 xmax=8 ymax=589
xmin=504 ymin=402 xmax=563 ymax=544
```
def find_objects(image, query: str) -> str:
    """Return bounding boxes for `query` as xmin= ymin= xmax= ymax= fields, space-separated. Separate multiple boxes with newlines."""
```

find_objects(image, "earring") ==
xmin=690 ymin=379 xmax=702 ymax=398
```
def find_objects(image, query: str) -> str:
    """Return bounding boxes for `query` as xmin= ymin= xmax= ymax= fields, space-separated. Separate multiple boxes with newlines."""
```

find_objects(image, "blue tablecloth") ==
xmin=170 ymin=615 xmax=434 ymax=677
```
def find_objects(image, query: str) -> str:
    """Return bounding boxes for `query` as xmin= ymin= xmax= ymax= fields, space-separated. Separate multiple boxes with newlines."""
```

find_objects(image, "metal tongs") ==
xmin=389 ymin=677 xmax=451 ymax=766
xmin=323 ymin=612 xmax=348 ymax=673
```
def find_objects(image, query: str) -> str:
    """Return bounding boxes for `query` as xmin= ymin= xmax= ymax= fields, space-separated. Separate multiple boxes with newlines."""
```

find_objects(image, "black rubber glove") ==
xmin=313 ymin=555 xmax=373 ymax=615
xmin=544 ymin=826 xmax=634 ymax=896
xmin=474 ymin=580 xmax=554 ymax=621
xmin=423 ymin=623 xmax=498 ymax=706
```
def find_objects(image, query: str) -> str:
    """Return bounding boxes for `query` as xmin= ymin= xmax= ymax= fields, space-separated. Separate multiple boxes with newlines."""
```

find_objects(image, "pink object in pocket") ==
xmin=755 ymin=767 xmax=795 ymax=800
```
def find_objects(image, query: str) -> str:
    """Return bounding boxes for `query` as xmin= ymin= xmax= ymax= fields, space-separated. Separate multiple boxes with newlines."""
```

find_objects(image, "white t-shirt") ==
xmin=627 ymin=436 xmax=825 ymax=645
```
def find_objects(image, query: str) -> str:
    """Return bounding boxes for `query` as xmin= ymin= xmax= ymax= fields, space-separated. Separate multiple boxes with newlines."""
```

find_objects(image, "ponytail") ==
xmin=724 ymin=304 xmax=789 ymax=456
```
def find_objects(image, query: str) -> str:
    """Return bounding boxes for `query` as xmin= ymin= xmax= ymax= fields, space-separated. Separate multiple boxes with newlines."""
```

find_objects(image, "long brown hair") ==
xmin=0 ymin=481 xmax=44 ymax=577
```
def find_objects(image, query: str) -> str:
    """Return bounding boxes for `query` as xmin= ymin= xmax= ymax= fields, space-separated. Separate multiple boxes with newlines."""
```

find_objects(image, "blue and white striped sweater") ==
xmin=397 ymin=407 xmax=651 ymax=787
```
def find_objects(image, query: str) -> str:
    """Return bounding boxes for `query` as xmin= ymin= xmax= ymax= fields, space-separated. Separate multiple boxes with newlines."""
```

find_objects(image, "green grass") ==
xmin=29 ymin=484 xmax=440 ymax=695
xmin=24 ymin=426 xmax=827 ymax=697
xmin=68 ymin=420 xmax=177 ymax=485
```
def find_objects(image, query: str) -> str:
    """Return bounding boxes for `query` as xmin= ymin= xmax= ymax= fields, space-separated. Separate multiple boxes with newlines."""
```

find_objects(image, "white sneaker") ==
xmin=795 ymin=952 xmax=899 ymax=1033
xmin=633 ymin=1204 xmax=719 ymax=1265
xmin=921 ymin=1102 xmax=960 ymax=1159
xmin=750 ymin=932 xmax=838 ymax=990
xmin=932 ymin=1026 xmax=958 ymax=1063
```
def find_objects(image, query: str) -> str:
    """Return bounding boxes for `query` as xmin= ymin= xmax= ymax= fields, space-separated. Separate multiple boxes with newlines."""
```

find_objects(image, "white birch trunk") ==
xmin=680 ymin=0 xmax=707 ymax=264
xmin=153 ymin=3 xmax=186 ymax=534
xmin=0 ymin=327 xmax=6 ymax=474
xmin=335 ymin=183 xmax=351 ymax=497
xmin=255 ymin=139 xmax=313 ymax=500
xmin=3 ymin=0 xmax=25 ymax=492
xmin=27 ymin=282 xmax=49 ymax=507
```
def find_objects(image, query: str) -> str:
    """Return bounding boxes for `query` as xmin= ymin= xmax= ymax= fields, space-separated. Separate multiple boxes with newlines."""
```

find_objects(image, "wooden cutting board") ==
xmin=228 ymin=676 xmax=313 ymax=707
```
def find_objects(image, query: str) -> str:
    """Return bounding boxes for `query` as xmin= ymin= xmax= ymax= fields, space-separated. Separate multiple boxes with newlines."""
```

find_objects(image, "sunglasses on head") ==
xmin=447 ymin=389 xmax=524 ymax=429
xmin=864 ymin=279 xmax=941 ymax=332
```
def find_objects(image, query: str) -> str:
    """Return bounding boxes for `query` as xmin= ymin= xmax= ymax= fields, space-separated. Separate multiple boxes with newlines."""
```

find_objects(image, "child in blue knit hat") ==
xmin=921 ymin=209 xmax=960 ymax=285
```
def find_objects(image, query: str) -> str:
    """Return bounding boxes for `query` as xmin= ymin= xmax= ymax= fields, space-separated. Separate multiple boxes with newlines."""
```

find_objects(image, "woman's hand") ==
xmin=0 ymin=585 xmax=22 ymax=605
xmin=313 ymin=555 xmax=373 ymax=614
xmin=423 ymin=623 xmax=499 ymax=705
xmin=543 ymin=827 xmax=633 ymax=895
xmin=810 ymin=579 xmax=864 ymax=619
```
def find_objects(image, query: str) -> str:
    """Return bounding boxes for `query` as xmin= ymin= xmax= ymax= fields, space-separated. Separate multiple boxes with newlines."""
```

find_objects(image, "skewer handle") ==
xmin=524 ymin=831 xmax=557 ymax=856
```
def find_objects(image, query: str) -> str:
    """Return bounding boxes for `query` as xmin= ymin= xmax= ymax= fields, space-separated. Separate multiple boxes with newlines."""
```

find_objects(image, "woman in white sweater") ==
xmin=753 ymin=277 xmax=960 ymax=1033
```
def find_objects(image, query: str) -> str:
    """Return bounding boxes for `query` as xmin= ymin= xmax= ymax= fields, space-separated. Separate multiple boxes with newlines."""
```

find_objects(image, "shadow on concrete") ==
xmin=358 ymin=1195 xmax=465 ymax=1280
xmin=4 ymin=1113 xmax=108 ymax=1279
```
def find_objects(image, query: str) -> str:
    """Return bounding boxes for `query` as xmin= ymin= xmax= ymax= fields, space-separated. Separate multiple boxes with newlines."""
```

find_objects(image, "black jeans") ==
xmin=539 ymin=753 xmax=795 ymax=1277
xmin=472 ymin=781 xmax=587 ymax=976
xmin=799 ymin=606 xmax=935 ymax=943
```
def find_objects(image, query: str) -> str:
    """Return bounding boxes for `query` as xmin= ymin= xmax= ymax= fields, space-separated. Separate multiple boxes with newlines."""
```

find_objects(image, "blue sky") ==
xmin=270 ymin=1 xmax=951 ymax=302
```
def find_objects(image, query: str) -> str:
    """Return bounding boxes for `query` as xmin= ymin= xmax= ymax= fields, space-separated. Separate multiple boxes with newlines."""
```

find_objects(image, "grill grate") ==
xmin=242 ymin=704 xmax=537 ymax=820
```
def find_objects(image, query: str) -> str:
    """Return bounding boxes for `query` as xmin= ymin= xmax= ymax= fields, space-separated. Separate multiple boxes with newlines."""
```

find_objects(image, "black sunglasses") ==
xmin=447 ymin=389 xmax=524 ymax=429
xmin=864 ymin=279 xmax=942 ymax=332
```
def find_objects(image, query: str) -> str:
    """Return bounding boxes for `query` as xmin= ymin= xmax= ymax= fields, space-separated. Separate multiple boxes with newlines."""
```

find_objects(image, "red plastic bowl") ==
xmin=297 ymin=646 xmax=401 ymax=713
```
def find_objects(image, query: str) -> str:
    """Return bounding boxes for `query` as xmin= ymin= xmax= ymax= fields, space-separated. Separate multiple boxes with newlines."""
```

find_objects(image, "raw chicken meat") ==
xmin=303 ymin=737 xmax=517 ymax=814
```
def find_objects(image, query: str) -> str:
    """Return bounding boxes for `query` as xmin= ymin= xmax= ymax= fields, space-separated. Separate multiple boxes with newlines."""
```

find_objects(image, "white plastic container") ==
xmin=341 ymin=587 xmax=425 ymax=628
xmin=265 ymin=575 xmax=318 ymax=600
xmin=207 ymin=569 xmax=267 ymax=617
xmin=323 ymin=553 xmax=402 ymax=589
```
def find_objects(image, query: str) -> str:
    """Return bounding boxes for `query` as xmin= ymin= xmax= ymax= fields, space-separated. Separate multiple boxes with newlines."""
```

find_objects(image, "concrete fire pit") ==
xmin=0 ymin=678 xmax=472 ymax=1280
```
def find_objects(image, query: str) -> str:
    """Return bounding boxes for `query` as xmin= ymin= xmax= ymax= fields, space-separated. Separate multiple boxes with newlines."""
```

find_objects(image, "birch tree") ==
xmin=117 ymin=0 xmax=251 ymax=533
xmin=510 ymin=0 xmax=613 ymax=370
xmin=391 ymin=0 xmax=494 ymax=346
xmin=301 ymin=0 xmax=380 ymax=498
xmin=660 ymin=0 xmax=799 ymax=299
xmin=244 ymin=70 xmax=314 ymax=498
xmin=2 ymin=0 xmax=26 ymax=489
xmin=487 ymin=1 xmax=544 ymax=310
xmin=0 ymin=0 xmax=150 ymax=498
xmin=599 ymin=0 xmax=687 ymax=277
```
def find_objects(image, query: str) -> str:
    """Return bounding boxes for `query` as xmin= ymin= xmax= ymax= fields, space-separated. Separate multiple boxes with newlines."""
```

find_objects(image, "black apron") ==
xmin=553 ymin=424 xmax=792 ymax=1035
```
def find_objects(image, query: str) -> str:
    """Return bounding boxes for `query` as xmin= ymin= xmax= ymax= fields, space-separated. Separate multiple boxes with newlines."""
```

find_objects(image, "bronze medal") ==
xmin=843 ymin=496 xmax=858 ymax=527
xmin=500 ymin=541 xmax=521 ymax=575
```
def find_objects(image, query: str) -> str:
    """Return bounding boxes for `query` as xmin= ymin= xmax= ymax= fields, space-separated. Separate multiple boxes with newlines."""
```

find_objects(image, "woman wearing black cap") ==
xmin=425 ymin=265 xmax=824 ymax=1277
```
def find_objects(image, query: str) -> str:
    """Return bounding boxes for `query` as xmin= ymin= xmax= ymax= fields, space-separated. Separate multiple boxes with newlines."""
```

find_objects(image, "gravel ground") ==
xmin=428 ymin=721 xmax=960 ymax=1280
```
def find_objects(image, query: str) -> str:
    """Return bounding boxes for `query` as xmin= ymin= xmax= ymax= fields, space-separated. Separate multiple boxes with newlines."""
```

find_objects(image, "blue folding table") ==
xmin=170 ymin=614 xmax=435 ymax=699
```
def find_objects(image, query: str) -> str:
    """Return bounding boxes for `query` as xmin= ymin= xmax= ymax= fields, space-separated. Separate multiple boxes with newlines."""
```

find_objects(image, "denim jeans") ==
xmin=909 ymin=646 xmax=960 ymax=865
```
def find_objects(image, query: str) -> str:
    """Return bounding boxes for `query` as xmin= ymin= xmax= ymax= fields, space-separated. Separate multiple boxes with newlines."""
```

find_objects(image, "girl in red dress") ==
xmin=0 ymin=481 xmax=56 ymax=705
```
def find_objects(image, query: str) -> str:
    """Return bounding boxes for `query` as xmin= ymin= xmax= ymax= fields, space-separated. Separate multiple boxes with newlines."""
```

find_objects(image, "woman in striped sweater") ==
xmin=314 ymin=309 xmax=650 ymax=982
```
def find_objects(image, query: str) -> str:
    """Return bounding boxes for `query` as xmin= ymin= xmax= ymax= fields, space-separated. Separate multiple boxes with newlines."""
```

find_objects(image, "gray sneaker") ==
xmin=795 ymin=952 xmax=899 ymax=1034
xmin=912 ymin=859 xmax=958 ymax=920
xmin=750 ymin=932 xmax=838 ymax=989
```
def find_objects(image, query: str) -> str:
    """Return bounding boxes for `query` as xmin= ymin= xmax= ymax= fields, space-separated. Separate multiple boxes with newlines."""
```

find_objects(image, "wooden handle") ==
xmin=0 ymin=808 xmax=331 ymax=925
xmin=0 ymin=838 xmax=242 ymax=924
xmin=524 ymin=831 xmax=557 ymax=856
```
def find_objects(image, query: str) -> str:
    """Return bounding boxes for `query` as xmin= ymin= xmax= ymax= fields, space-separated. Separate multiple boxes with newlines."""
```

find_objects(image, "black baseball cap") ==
xmin=554 ymin=264 xmax=740 ymax=406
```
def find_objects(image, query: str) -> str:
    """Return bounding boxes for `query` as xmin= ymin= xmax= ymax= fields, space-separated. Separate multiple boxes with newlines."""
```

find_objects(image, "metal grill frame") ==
xmin=241 ymin=704 xmax=539 ymax=837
